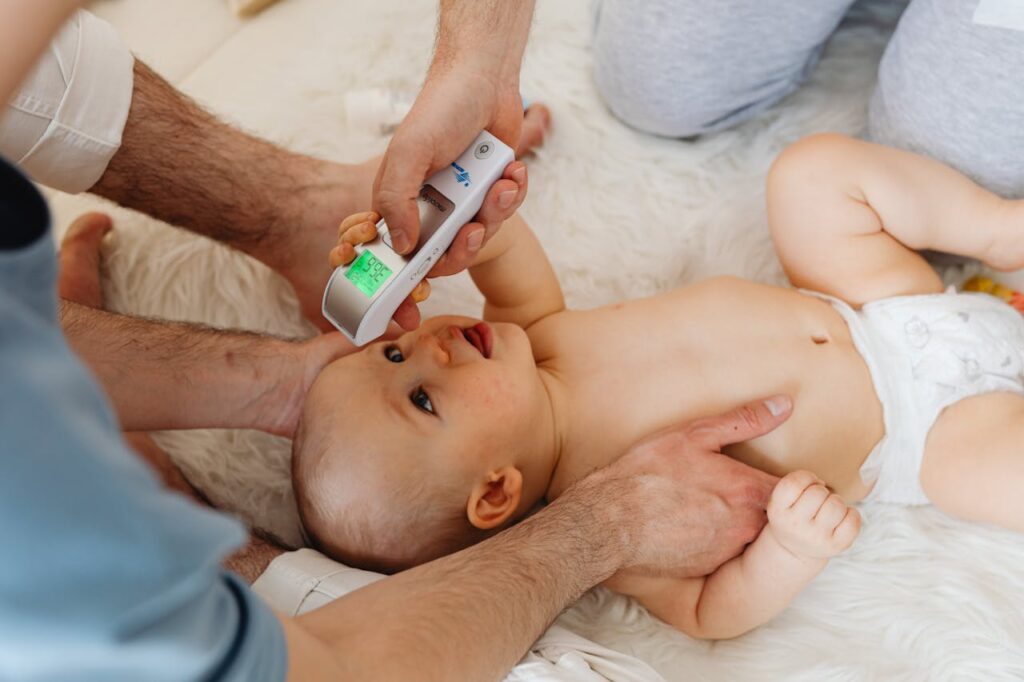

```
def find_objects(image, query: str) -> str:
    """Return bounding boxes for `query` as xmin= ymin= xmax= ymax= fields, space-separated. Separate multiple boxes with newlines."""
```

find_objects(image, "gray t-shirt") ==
xmin=0 ymin=157 xmax=287 ymax=681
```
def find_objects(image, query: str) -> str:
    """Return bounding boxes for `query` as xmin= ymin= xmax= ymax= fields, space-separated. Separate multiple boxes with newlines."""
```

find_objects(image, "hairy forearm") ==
xmin=60 ymin=301 xmax=304 ymax=434
xmin=288 ymin=476 xmax=625 ymax=682
xmin=691 ymin=529 xmax=825 ymax=639
xmin=433 ymin=1 xmax=535 ymax=82
xmin=89 ymin=60 xmax=349 ymax=275
xmin=0 ymin=1 xmax=81 ymax=102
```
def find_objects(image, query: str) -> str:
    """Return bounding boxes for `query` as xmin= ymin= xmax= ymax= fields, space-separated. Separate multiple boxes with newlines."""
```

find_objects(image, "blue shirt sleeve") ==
xmin=0 ymin=158 xmax=288 ymax=681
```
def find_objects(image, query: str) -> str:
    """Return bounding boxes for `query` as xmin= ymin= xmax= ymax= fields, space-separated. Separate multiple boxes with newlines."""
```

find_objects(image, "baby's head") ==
xmin=292 ymin=315 xmax=556 ymax=572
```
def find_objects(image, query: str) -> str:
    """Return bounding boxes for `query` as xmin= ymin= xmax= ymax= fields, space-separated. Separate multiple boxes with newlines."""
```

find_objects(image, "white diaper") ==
xmin=806 ymin=288 xmax=1024 ymax=505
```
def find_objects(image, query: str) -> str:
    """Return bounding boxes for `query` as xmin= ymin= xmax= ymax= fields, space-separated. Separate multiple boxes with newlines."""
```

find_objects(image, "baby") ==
xmin=292 ymin=134 xmax=1024 ymax=639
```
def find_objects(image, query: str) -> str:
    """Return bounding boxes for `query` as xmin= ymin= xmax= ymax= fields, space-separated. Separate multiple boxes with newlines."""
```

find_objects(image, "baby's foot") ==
xmin=58 ymin=212 xmax=112 ymax=309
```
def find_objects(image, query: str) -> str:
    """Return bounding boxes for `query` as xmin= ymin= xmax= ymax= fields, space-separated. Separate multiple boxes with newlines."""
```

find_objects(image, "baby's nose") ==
xmin=416 ymin=332 xmax=450 ymax=365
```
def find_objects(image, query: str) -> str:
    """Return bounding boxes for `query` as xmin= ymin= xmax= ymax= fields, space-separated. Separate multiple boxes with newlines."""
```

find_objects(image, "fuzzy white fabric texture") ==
xmin=48 ymin=0 xmax=1024 ymax=679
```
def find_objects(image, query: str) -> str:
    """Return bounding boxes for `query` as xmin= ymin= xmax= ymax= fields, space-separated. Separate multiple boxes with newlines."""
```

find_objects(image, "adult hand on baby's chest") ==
xmin=596 ymin=397 xmax=789 ymax=578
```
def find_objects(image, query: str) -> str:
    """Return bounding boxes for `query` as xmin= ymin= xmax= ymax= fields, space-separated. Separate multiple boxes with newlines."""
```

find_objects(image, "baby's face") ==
xmin=304 ymin=314 xmax=548 ymax=489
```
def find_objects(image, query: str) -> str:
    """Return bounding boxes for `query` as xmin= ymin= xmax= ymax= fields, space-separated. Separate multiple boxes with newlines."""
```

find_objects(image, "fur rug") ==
xmin=47 ymin=0 xmax=1024 ymax=678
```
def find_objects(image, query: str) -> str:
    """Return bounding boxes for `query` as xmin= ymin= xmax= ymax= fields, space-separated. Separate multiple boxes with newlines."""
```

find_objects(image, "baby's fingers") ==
xmin=813 ymin=493 xmax=848 ymax=530
xmin=330 ymin=215 xmax=380 ymax=268
xmin=341 ymin=219 xmax=378 ymax=246
xmin=329 ymin=242 xmax=357 ymax=268
xmin=338 ymin=211 xmax=380 ymax=236
xmin=411 ymin=279 xmax=431 ymax=303
xmin=792 ymin=483 xmax=831 ymax=519
xmin=769 ymin=470 xmax=820 ymax=513
xmin=831 ymin=507 xmax=862 ymax=551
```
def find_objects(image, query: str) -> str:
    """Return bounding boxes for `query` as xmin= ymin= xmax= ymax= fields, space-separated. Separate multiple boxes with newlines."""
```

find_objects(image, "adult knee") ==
xmin=591 ymin=0 xmax=854 ymax=138
xmin=593 ymin=45 xmax=759 ymax=138
xmin=868 ymin=0 xmax=1024 ymax=197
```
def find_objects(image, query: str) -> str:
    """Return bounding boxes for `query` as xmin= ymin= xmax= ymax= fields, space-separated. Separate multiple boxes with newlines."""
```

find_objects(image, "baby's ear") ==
xmin=466 ymin=466 xmax=523 ymax=530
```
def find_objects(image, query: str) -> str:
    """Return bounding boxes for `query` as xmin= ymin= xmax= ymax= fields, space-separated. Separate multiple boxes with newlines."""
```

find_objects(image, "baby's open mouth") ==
xmin=460 ymin=322 xmax=493 ymax=359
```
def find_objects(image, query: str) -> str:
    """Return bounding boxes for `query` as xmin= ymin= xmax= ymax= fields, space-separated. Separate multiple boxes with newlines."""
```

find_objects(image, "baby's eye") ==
xmin=410 ymin=387 xmax=434 ymax=415
xmin=385 ymin=346 xmax=404 ymax=363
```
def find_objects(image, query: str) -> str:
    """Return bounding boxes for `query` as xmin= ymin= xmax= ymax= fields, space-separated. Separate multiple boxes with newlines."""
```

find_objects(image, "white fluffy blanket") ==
xmin=49 ymin=0 xmax=1024 ymax=678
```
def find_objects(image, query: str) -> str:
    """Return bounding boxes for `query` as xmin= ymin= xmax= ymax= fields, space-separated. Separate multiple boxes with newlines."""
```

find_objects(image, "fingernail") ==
xmin=467 ymin=229 xmax=485 ymax=252
xmin=391 ymin=231 xmax=409 ymax=253
xmin=498 ymin=190 xmax=517 ymax=209
xmin=511 ymin=165 xmax=526 ymax=184
xmin=765 ymin=396 xmax=791 ymax=417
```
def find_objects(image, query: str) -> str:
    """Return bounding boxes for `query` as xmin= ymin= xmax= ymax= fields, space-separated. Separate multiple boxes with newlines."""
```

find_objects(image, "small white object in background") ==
xmin=344 ymin=88 xmax=416 ymax=136
xmin=227 ymin=0 xmax=282 ymax=18
xmin=972 ymin=0 xmax=1024 ymax=31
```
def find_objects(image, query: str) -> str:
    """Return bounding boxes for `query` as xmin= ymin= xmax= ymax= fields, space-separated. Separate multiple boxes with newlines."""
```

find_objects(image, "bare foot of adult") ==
xmin=58 ymin=212 xmax=112 ymax=309
xmin=517 ymin=104 xmax=551 ymax=158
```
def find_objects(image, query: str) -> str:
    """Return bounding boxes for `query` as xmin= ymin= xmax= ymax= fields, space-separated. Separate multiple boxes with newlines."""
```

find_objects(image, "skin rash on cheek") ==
xmin=467 ymin=376 xmax=514 ymax=411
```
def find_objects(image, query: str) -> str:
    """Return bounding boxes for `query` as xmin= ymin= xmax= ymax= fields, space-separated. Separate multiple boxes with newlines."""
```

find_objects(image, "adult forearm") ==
xmin=89 ymin=60 xmax=347 ymax=275
xmin=434 ymin=1 xmax=535 ymax=82
xmin=0 ymin=1 xmax=82 ymax=102
xmin=287 ymin=476 xmax=625 ymax=682
xmin=60 ymin=301 xmax=304 ymax=434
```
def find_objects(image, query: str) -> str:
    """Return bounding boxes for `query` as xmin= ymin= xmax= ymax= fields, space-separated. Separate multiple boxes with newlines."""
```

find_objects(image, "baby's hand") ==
xmin=767 ymin=470 xmax=861 ymax=561
xmin=328 ymin=211 xmax=431 ymax=303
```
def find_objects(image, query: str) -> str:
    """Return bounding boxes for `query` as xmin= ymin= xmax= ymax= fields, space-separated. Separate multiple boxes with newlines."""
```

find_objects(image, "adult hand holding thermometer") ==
xmin=322 ymin=131 xmax=515 ymax=345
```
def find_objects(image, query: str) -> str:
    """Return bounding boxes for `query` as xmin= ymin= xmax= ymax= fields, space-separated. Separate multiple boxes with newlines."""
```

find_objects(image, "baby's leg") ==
xmin=920 ymin=392 xmax=1024 ymax=531
xmin=769 ymin=134 xmax=1024 ymax=307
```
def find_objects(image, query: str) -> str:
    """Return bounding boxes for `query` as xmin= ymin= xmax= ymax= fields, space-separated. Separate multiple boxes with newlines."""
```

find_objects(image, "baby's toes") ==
xmin=58 ymin=212 xmax=112 ymax=308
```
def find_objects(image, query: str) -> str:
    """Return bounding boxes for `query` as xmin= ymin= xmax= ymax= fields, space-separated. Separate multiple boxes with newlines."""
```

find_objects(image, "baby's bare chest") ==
xmin=536 ymin=280 xmax=885 ymax=499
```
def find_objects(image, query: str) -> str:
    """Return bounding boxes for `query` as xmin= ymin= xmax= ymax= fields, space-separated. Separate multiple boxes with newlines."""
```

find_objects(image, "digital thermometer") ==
xmin=322 ymin=130 xmax=515 ymax=345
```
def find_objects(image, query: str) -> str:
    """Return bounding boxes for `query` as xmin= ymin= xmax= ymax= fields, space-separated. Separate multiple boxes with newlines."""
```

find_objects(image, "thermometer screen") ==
xmin=346 ymin=250 xmax=392 ymax=298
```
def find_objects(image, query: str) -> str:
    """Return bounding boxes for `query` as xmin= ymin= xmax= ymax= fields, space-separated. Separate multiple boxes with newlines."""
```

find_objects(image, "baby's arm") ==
xmin=768 ymin=133 xmax=1024 ymax=306
xmin=466 ymin=212 xmax=565 ymax=328
xmin=606 ymin=471 xmax=860 ymax=640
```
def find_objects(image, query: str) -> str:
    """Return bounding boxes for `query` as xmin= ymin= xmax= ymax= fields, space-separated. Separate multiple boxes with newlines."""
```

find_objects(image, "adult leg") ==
xmin=592 ymin=0 xmax=857 ymax=137
xmin=921 ymin=393 xmax=1024 ymax=531
xmin=869 ymin=0 xmax=1024 ymax=197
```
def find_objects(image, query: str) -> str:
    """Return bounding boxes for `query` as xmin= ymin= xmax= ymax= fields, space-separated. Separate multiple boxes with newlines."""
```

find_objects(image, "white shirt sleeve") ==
xmin=0 ymin=10 xmax=134 ymax=194
xmin=252 ymin=548 xmax=385 ymax=616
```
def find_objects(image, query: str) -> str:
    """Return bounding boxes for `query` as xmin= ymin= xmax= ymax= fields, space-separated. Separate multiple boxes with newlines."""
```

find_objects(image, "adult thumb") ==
xmin=687 ymin=396 xmax=793 ymax=452
xmin=373 ymin=141 xmax=431 ymax=254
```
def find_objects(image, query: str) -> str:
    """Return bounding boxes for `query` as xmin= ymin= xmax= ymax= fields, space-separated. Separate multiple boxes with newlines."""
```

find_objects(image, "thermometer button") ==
xmin=412 ymin=257 xmax=432 ymax=278
xmin=380 ymin=227 xmax=393 ymax=249
xmin=474 ymin=141 xmax=494 ymax=159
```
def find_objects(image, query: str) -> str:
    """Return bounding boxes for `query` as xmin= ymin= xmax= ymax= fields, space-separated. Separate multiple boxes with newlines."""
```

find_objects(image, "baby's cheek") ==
xmin=460 ymin=373 xmax=529 ymax=418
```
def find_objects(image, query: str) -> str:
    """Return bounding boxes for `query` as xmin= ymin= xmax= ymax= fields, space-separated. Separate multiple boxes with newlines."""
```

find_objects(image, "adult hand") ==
xmin=587 ymin=396 xmax=791 ymax=579
xmin=264 ymin=331 xmax=360 ymax=438
xmin=373 ymin=63 xmax=528 ymax=275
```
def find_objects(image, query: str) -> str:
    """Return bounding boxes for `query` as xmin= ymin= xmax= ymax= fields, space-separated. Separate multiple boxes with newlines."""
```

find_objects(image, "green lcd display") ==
xmin=345 ymin=250 xmax=392 ymax=298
